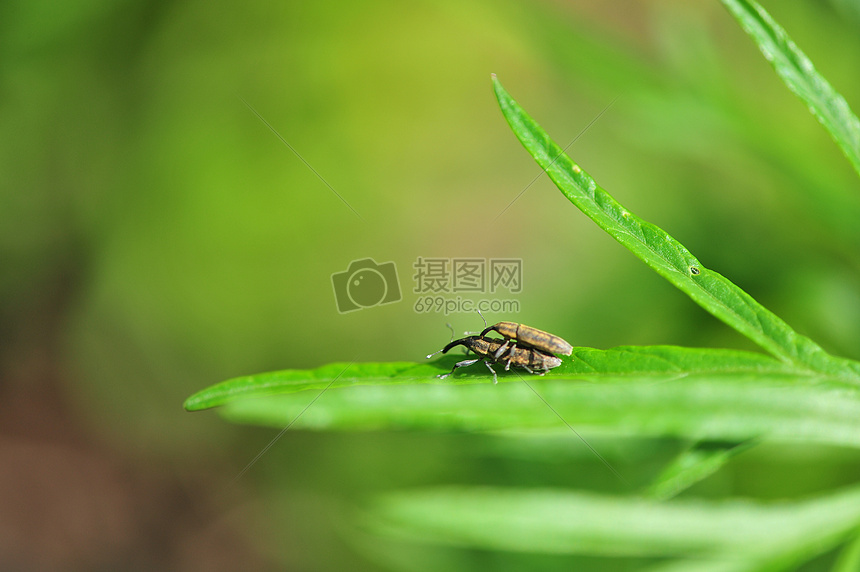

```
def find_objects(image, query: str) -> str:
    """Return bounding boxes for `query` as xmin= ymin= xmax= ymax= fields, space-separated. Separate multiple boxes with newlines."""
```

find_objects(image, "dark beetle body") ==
xmin=480 ymin=321 xmax=573 ymax=356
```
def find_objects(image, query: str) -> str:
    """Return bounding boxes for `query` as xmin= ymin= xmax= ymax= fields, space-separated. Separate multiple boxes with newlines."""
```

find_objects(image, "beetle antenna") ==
xmin=476 ymin=309 xmax=488 ymax=328
xmin=426 ymin=323 xmax=456 ymax=359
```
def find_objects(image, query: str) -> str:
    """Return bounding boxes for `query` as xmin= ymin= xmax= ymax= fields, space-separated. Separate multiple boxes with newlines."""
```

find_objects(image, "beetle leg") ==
xmin=521 ymin=365 xmax=535 ymax=374
xmin=482 ymin=359 xmax=499 ymax=384
xmin=493 ymin=340 xmax=509 ymax=359
xmin=504 ymin=347 xmax=518 ymax=371
xmin=438 ymin=358 xmax=480 ymax=379
xmin=496 ymin=341 xmax=517 ymax=362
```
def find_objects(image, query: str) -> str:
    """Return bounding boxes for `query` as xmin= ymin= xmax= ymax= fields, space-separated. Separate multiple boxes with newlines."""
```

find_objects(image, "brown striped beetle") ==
xmin=480 ymin=321 xmax=573 ymax=357
xmin=426 ymin=315 xmax=570 ymax=383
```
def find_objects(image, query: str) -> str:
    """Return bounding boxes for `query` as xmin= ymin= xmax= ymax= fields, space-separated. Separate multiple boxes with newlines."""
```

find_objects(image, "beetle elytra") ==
xmin=480 ymin=321 xmax=573 ymax=356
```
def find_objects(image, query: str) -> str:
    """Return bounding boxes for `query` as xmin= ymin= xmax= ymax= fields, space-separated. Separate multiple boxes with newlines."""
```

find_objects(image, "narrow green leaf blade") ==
xmin=186 ymin=346 xmax=860 ymax=448
xmin=217 ymin=375 xmax=860 ymax=449
xmin=183 ymin=360 xmax=437 ymax=411
xmin=184 ymin=345 xmax=795 ymax=411
xmin=720 ymin=0 xmax=860 ymax=178
xmin=492 ymin=75 xmax=860 ymax=382
xmin=833 ymin=532 xmax=860 ymax=572
xmin=364 ymin=485 xmax=860 ymax=562
xmin=645 ymin=439 xmax=757 ymax=500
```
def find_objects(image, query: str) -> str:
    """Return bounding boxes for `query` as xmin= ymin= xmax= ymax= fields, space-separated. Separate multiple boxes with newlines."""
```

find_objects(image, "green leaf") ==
xmin=363 ymin=485 xmax=860 ymax=567
xmin=219 ymin=373 xmax=860 ymax=446
xmin=187 ymin=363 xmax=860 ymax=450
xmin=184 ymin=345 xmax=795 ymax=411
xmin=833 ymin=532 xmax=860 ymax=572
xmin=492 ymin=75 xmax=860 ymax=383
xmin=185 ymin=346 xmax=860 ymax=448
xmin=645 ymin=439 xmax=757 ymax=500
xmin=720 ymin=0 xmax=860 ymax=178
xmin=183 ymin=360 xmax=436 ymax=411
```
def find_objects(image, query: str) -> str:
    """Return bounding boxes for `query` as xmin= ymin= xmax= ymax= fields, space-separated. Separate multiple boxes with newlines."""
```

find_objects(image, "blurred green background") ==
xmin=3 ymin=0 xmax=860 ymax=569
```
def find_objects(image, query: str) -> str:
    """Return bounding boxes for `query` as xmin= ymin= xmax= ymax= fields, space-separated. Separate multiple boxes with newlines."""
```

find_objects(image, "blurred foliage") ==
xmin=3 ymin=0 xmax=860 ymax=570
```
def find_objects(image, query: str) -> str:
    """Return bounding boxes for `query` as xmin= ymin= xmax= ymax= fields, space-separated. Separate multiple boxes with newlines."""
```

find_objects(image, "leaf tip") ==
xmin=183 ymin=394 xmax=206 ymax=412
xmin=491 ymin=74 xmax=507 ymax=103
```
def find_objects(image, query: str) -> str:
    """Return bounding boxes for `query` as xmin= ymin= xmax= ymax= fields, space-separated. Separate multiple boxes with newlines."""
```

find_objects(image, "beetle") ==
xmin=426 ymin=334 xmax=562 ymax=384
xmin=479 ymin=321 xmax=573 ymax=356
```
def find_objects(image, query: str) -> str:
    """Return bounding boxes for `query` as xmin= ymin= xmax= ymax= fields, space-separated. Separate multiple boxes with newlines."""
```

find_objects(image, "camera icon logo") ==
xmin=331 ymin=258 xmax=402 ymax=313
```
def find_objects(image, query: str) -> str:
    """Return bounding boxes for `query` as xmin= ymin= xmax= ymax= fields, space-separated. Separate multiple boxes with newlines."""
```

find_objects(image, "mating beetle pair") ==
xmin=426 ymin=316 xmax=573 ymax=384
